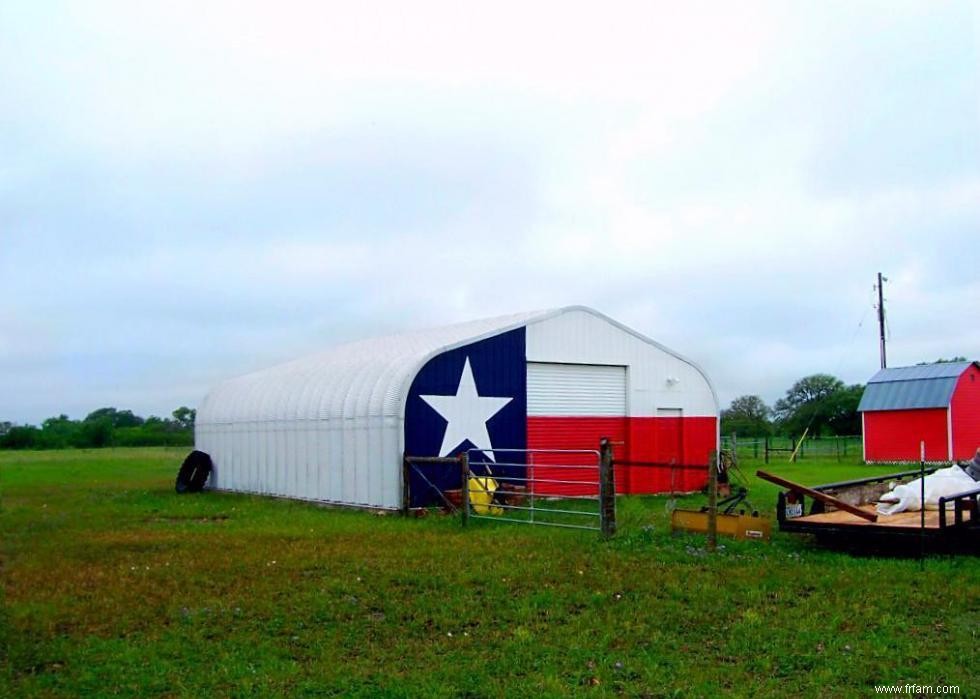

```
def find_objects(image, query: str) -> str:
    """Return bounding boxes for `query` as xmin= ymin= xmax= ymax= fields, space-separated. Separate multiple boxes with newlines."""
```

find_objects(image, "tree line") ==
xmin=4 ymin=359 xmax=969 ymax=449
xmin=723 ymin=358 xmax=971 ymax=439
xmin=722 ymin=374 xmax=863 ymax=439
xmin=0 ymin=407 xmax=196 ymax=450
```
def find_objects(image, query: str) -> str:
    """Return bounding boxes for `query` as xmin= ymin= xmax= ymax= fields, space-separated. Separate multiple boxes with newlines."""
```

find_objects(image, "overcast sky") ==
xmin=2 ymin=1 xmax=978 ymax=424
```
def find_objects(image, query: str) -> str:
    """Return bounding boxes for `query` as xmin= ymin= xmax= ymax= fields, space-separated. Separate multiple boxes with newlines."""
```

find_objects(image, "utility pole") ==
xmin=876 ymin=272 xmax=887 ymax=369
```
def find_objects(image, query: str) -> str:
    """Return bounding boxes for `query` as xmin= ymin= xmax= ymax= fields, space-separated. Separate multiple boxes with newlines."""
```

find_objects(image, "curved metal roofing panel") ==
xmin=197 ymin=305 xmax=721 ymax=426
xmin=197 ymin=309 xmax=551 ymax=425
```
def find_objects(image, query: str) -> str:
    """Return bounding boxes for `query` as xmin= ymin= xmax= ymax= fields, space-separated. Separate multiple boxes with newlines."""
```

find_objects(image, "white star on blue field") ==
xmin=420 ymin=358 xmax=513 ymax=462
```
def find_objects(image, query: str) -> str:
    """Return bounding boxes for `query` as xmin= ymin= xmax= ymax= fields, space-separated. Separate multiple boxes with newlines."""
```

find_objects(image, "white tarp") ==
xmin=876 ymin=466 xmax=977 ymax=516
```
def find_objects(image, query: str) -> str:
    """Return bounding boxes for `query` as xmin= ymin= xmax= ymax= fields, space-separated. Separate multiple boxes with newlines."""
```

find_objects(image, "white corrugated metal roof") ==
xmin=198 ymin=305 xmax=719 ymax=426
xmin=198 ymin=309 xmax=552 ymax=425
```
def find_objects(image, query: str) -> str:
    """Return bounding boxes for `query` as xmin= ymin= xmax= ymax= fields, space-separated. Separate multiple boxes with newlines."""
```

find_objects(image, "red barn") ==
xmin=858 ymin=361 xmax=980 ymax=463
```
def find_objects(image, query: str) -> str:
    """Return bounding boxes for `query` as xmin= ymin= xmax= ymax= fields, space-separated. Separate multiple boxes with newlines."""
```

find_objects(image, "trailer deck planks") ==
xmin=792 ymin=506 xmax=970 ymax=530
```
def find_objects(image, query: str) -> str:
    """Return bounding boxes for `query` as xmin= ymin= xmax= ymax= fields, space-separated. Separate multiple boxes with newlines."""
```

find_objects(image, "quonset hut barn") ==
xmin=196 ymin=306 xmax=718 ymax=509
xmin=858 ymin=361 xmax=980 ymax=463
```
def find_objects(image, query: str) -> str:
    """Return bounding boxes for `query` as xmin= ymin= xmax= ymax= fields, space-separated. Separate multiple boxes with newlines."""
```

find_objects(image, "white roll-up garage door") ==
xmin=527 ymin=362 xmax=627 ymax=416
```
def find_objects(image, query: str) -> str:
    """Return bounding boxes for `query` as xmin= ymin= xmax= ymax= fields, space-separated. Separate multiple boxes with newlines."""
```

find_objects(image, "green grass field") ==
xmin=2 ymin=448 xmax=978 ymax=697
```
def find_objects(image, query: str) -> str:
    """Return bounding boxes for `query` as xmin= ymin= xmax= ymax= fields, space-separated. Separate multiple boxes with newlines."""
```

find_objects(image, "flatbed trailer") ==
xmin=759 ymin=468 xmax=980 ymax=546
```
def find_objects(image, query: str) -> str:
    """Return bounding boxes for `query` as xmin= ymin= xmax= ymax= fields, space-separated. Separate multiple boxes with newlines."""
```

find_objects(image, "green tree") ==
xmin=0 ymin=425 xmax=40 ymax=449
xmin=84 ymin=408 xmax=143 ymax=428
xmin=917 ymin=357 xmax=968 ymax=365
xmin=773 ymin=374 xmax=864 ymax=437
xmin=39 ymin=414 xmax=78 ymax=449
xmin=721 ymin=395 xmax=772 ymax=437
xmin=824 ymin=383 xmax=864 ymax=435
xmin=77 ymin=418 xmax=113 ymax=448
xmin=1 ymin=406 xmax=196 ymax=451
xmin=172 ymin=407 xmax=196 ymax=430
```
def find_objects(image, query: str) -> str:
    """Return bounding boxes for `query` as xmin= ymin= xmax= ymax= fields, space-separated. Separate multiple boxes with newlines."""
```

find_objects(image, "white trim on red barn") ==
xmin=947 ymin=406 xmax=953 ymax=461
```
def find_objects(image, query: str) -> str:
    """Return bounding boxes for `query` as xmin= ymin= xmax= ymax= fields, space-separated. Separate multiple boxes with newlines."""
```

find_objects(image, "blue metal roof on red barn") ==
xmin=857 ymin=361 xmax=979 ymax=412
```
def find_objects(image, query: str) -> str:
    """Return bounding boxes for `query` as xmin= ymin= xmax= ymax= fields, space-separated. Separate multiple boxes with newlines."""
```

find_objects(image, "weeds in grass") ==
xmin=1 ymin=448 xmax=977 ymax=697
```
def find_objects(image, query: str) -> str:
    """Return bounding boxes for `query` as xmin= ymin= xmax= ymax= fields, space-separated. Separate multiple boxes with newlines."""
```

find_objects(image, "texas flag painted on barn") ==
xmin=405 ymin=329 xmax=527 ymax=505
xmin=404 ymin=324 xmax=717 ymax=507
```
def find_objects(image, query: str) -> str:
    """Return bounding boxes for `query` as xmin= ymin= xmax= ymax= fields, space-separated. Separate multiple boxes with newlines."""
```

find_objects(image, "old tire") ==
xmin=176 ymin=450 xmax=213 ymax=494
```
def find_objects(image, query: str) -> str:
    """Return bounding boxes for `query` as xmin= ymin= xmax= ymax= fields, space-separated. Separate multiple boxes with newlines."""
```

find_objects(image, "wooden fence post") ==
xmin=401 ymin=454 xmax=411 ymax=515
xmin=707 ymin=450 xmax=718 ymax=552
xmin=599 ymin=437 xmax=616 ymax=538
xmin=460 ymin=452 xmax=470 ymax=527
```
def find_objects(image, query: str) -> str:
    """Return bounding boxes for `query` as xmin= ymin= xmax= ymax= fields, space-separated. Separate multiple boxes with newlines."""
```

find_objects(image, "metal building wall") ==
xmin=526 ymin=308 xmax=718 ymax=418
xmin=196 ymin=306 xmax=719 ymax=509
xmin=525 ymin=308 xmax=719 ymax=495
xmin=196 ymin=311 xmax=547 ymax=509
xmin=195 ymin=342 xmax=409 ymax=507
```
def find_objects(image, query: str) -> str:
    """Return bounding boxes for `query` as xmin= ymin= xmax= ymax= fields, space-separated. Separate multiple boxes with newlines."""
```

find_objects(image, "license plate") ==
xmin=785 ymin=503 xmax=803 ymax=518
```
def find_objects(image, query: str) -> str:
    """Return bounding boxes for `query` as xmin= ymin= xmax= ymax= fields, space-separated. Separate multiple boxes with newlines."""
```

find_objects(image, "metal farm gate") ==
xmin=403 ymin=439 xmax=616 ymax=536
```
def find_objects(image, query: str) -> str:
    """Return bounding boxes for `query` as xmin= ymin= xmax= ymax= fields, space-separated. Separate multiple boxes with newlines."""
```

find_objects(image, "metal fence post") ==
xmin=529 ymin=450 xmax=535 ymax=523
xmin=919 ymin=441 xmax=926 ymax=566
xmin=460 ymin=452 xmax=470 ymax=527
xmin=599 ymin=437 xmax=616 ymax=538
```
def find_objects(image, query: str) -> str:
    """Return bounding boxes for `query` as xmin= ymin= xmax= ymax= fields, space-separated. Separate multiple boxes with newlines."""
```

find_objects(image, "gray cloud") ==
xmin=1 ymin=1 xmax=978 ymax=424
